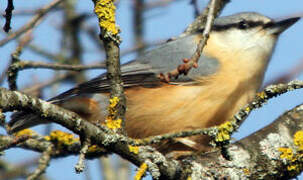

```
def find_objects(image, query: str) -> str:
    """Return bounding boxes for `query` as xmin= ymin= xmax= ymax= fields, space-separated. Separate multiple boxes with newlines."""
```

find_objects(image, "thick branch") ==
xmin=181 ymin=103 xmax=303 ymax=179
xmin=2 ymin=86 xmax=303 ymax=178
xmin=2 ymin=82 xmax=303 ymax=178
xmin=0 ymin=88 xmax=179 ymax=179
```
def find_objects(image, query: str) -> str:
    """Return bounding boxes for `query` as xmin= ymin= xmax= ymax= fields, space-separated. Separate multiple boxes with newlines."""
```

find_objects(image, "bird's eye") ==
xmin=238 ymin=20 xmax=249 ymax=29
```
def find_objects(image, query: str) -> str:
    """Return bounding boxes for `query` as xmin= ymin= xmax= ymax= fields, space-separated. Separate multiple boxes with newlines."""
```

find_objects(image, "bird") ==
xmin=8 ymin=12 xmax=300 ymax=156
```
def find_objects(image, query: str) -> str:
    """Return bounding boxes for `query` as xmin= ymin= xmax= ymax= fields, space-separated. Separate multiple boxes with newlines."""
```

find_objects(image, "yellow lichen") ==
xmin=44 ymin=135 xmax=51 ymax=141
xmin=276 ymin=131 xmax=303 ymax=174
xmin=287 ymin=164 xmax=298 ymax=171
xmin=242 ymin=168 xmax=250 ymax=175
xmin=14 ymin=129 xmax=36 ymax=137
xmin=277 ymin=131 xmax=303 ymax=174
xmin=245 ymin=107 xmax=251 ymax=113
xmin=87 ymin=145 xmax=106 ymax=153
xmin=187 ymin=177 xmax=192 ymax=180
xmin=257 ymin=91 xmax=266 ymax=99
xmin=46 ymin=130 xmax=79 ymax=148
xmin=106 ymin=118 xmax=122 ymax=129
xmin=94 ymin=0 xmax=118 ymax=35
xmin=278 ymin=147 xmax=300 ymax=173
xmin=128 ymin=145 xmax=139 ymax=154
xmin=109 ymin=96 xmax=119 ymax=109
xmin=134 ymin=163 xmax=148 ymax=180
xmin=294 ymin=131 xmax=303 ymax=150
xmin=278 ymin=147 xmax=294 ymax=161
xmin=105 ymin=96 xmax=122 ymax=130
xmin=215 ymin=121 xmax=234 ymax=142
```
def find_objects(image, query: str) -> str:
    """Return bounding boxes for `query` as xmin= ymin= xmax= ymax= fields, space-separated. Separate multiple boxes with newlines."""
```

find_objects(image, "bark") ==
xmin=1 ymin=87 xmax=303 ymax=179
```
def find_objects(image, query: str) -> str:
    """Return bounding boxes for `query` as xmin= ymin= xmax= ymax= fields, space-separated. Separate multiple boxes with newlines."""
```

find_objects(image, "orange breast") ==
xmin=60 ymin=71 xmax=261 ymax=153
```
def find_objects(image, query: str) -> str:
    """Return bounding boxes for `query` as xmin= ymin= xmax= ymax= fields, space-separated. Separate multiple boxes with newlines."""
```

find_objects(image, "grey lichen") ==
xmin=259 ymin=125 xmax=293 ymax=161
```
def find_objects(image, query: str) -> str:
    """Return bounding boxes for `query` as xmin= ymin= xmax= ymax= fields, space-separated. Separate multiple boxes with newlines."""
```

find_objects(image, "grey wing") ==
xmin=134 ymin=34 xmax=220 ymax=82
xmin=48 ymin=66 xmax=158 ymax=103
xmin=9 ymin=34 xmax=220 ymax=133
xmin=49 ymin=34 xmax=219 ymax=103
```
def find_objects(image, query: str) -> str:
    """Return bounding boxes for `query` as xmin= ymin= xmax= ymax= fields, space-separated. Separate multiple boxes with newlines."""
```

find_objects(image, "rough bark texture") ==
xmin=1 ymin=87 xmax=303 ymax=179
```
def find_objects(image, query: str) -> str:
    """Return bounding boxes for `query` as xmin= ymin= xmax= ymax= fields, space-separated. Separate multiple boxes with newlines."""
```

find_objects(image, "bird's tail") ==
xmin=7 ymin=112 xmax=49 ymax=134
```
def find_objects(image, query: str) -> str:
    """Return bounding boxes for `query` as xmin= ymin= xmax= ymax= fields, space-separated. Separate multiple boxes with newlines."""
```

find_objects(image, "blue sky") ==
xmin=1 ymin=0 xmax=303 ymax=179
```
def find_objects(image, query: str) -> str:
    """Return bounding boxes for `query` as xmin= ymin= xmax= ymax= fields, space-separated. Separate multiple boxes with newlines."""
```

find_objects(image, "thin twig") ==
xmin=7 ymin=46 xmax=22 ymax=90
xmin=1 ymin=30 xmax=32 ymax=86
xmin=0 ymin=135 xmax=30 ymax=151
xmin=130 ymin=127 xmax=217 ymax=146
xmin=0 ymin=134 xmax=108 ymax=159
xmin=144 ymin=159 xmax=160 ymax=179
xmin=182 ymin=0 xmax=229 ymax=35
xmin=75 ymin=139 xmax=90 ymax=173
xmin=27 ymin=145 xmax=53 ymax=180
xmin=233 ymin=80 xmax=303 ymax=128
xmin=158 ymin=0 xmax=218 ymax=82
xmin=7 ymin=59 xmax=105 ymax=91
xmin=128 ymin=80 xmax=303 ymax=146
xmin=3 ymin=0 xmax=14 ymax=32
xmin=12 ymin=60 xmax=106 ymax=71
xmin=6 ymin=30 xmax=33 ymax=90
xmin=0 ymin=158 xmax=48 ymax=180
xmin=207 ymin=80 xmax=303 ymax=146
xmin=0 ymin=0 xmax=63 ymax=46
xmin=186 ymin=0 xmax=217 ymax=68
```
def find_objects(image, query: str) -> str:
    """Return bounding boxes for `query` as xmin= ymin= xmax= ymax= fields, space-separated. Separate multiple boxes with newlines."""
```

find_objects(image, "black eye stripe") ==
xmin=209 ymin=21 xmax=268 ymax=31
xmin=195 ymin=21 xmax=273 ymax=33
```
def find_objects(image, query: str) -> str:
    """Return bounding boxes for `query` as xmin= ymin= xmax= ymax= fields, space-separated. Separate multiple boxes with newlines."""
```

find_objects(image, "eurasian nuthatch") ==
xmin=8 ymin=12 xmax=301 ymax=154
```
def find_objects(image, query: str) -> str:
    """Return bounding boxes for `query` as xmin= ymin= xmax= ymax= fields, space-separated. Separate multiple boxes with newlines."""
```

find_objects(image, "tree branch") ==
xmin=181 ymin=103 xmax=303 ymax=179
xmin=27 ymin=145 xmax=53 ymax=180
xmin=1 ymin=80 xmax=303 ymax=178
xmin=3 ymin=0 xmax=14 ymax=33
xmin=9 ymin=60 xmax=106 ymax=71
xmin=93 ymin=0 xmax=126 ymax=134
xmin=182 ymin=0 xmax=230 ymax=35
xmin=0 ymin=88 xmax=179 ymax=179
xmin=159 ymin=0 xmax=227 ymax=82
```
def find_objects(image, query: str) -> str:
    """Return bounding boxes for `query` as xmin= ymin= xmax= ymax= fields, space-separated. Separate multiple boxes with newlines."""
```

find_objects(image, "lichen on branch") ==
xmin=93 ymin=0 xmax=120 ymax=42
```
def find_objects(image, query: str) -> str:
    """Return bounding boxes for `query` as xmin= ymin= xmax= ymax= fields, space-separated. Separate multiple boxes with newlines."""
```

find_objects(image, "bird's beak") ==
xmin=265 ymin=17 xmax=301 ymax=35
